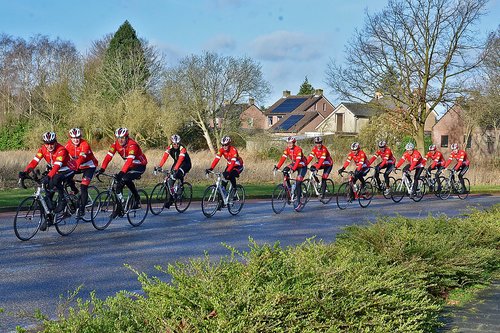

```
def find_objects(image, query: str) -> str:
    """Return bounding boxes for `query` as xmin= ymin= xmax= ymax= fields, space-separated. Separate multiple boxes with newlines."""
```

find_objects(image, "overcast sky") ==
xmin=1 ymin=0 xmax=498 ymax=106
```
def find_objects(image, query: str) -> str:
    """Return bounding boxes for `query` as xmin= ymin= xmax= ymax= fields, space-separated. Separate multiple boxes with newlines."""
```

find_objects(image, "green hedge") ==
xmin=35 ymin=205 xmax=500 ymax=333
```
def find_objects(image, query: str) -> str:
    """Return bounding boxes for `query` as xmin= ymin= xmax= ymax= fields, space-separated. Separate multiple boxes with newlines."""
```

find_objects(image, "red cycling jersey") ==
xmin=444 ymin=150 xmax=470 ymax=170
xmin=424 ymin=150 xmax=445 ymax=169
xmin=368 ymin=147 xmax=395 ymax=167
xmin=25 ymin=143 xmax=74 ymax=178
xmin=210 ymin=145 xmax=243 ymax=172
xmin=64 ymin=139 xmax=99 ymax=170
xmin=342 ymin=150 xmax=369 ymax=171
xmin=276 ymin=145 xmax=307 ymax=171
xmin=101 ymin=138 xmax=147 ymax=173
xmin=396 ymin=150 xmax=424 ymax=171
xmin=158 ymin=144 xmax=188 ymax=171
xmin=306 ymin=145 xmax=333 ymax=169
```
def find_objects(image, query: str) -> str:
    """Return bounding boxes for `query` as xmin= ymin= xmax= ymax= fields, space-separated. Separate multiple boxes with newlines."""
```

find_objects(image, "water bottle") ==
xmin=117 ymin=192 xmax=124 ymax=204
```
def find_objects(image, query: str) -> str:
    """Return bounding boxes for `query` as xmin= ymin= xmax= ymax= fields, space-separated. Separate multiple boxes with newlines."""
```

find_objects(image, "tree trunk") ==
xmin=415 ymin=123 xmax=425 ymax=152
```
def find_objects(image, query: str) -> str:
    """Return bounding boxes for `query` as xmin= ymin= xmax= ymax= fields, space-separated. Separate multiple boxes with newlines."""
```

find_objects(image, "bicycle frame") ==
xmin=208 ymin=171 xmax=233 ymax=205
xmin=153 ymin=168 xmax=182 ymax=199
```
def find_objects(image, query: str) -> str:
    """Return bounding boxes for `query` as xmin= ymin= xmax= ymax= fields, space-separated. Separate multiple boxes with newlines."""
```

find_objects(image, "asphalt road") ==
xmin=0 ymin=193 xmax=498 ymax=332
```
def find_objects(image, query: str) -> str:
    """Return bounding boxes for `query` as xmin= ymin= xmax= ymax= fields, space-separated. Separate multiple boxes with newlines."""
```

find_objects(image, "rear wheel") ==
xmin=411 ymin=179 xmax=426 ymax=202
xmin=91 ymin=191 xmax=116 ymax=230
xmin=382 ymin=177 xmax=396 ymax=199
xmin=358 ymin=182 xmax=374 ymax=208
xmin=55 ymin=194 xmax=79 ymax=236
xmin=149 ymin=182 xmax=167 ymax=215
xmin=127 ymin=189 xmax=148 ymax=227
xmin=175 ymin=182 xmax=193 ymax=213
xmin=302 ymin=179 xmax=312 ymax=203
xmin=82 ymin=185 xmax=100 ymax=222
xmin=457 ymin=178 xmax=470 ymax=200
xmin=336 ymin=182 xmax=353 ymax=210
xmin=319 ymin=179 xmax=335 ymax=204
xmin=391 ymin=179 xmax=405 ymax=203
xmin=202 ymin=185 xmax=220 ymax=218
xmin=228 ymin=185 xmax=245 ymax=215
xmin=439 ymin=179 xmax=452 ymax=200
xmin=271 ymin=184 xmax=287 ymax=214
xmin=14 ymin=196 xmax=42 ymax=241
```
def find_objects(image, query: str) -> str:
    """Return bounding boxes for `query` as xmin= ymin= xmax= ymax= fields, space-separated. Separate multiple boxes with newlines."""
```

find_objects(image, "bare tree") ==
xmin=326 ymin=0 xmax=488 ymax=149
xmin=163 ymin=51 xmax=270 ymax=154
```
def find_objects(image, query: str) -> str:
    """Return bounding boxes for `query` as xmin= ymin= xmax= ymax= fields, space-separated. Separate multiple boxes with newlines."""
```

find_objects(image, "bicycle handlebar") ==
xmin=19 ymin=169 xmax=43 ymax=189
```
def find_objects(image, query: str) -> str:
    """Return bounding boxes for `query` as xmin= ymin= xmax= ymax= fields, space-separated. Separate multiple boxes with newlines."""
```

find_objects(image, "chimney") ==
xmin=248 ymin=97 xmax=255 ymax=106
xmin=314 ymin=89 xmax=323 ymax=97
xmin=282 ymin=90 xmax=291 ymax=98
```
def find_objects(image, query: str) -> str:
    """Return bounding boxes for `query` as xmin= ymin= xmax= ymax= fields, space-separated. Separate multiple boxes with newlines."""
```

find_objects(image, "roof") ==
xmin=340 ymin=102 xmax=379 ymax=117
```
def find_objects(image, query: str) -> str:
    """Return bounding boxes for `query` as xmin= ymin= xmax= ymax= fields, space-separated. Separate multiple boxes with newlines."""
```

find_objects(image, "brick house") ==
xmin=239 ymin=98 xmax=267 ymax=130
xmin=316 ymin=102 xmax=378 ymax=135
xmin=266 ymin=89 xmax=335 ymax=136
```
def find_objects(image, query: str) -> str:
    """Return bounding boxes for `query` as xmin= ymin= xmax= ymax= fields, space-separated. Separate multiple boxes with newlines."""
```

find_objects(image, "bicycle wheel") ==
xmin=228 ymin=184 xmax=245 ymax=215
xmin=127 ymin=189 xmax=148 ymax=227
xmin=149 ymin=182 xmax=167 ymax=215
xmin=336 ymin=182 xmax=353 ymax=210
xmin=411 ymin=179 xmax=426 ymax=202
xmin=14 ymin=196 xmax=42 ymax=241
xmin=319 ymin=179 xmax=335 ymax=204
xmin=202 ymin=185 xmax=221 ymax=218
xmin=457 ymin=178 xmax=470 ymax=200
xmin=55 ymin=194 xmax=79 ymax=236
xmin=175 ymin=182 xmax=193 ymax=213
xmin=302 ymin=179 xmax=312 ymax=203
xmin=435 ymin=176 xmax=446 ymax=198
xmin=91 ymin=191 xmax=116 ymax=230
xmin=438 ymin=178 xmax=451 ymax=200
xmin=391 ymin=179 xmax=405 ymax=203
xmin=81 ymin=185 xmax=100 ymax=222
xmin=382 ymin=177 xmax=396 ymax=199
xmin=271 ymin=184 xmax=288 ymax=214
xmin=293 ymin=182 xmax=307 ymax=212
xmin=358 ymin=182 xmax=374 ymax=208
xmin=365 ymin=177 xmax=376 ymax=192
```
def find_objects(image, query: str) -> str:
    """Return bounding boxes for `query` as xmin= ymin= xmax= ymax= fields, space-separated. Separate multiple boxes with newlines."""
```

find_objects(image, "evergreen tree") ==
xmin=298 ymin=76 xmax=315 ymax=95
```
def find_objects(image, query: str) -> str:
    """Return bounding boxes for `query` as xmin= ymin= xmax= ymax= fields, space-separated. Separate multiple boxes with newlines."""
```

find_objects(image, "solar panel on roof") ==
xmin=271 ymin=98 xmax=308 ymax=113
xmin=276 ymin=115 xmax=304 ymax=131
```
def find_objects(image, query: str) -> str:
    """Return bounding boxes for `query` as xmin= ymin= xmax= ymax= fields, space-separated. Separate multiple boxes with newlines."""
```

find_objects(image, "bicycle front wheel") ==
xmin=228 ymin=185 xmax=245 ymax=215
xmin=391 ymin=179 xmax=405 ymax=203
xmin=149 ymin=182 xmax=167 ymax=215
xmin=358 ymin=182 xmax=374 ymax=208
xmin=320 ymin=179 xmax=335 ymax=204
xmin=382 ymin=177 xmax=396 ymax=199
xmin=439 ymin=178 xmax=452 ymax=200
xmin=271 ymin=184 xmax=288 ymax=214
xmin=336 ymin=182 xmax=352 ymax=210
xmin=302 ymin=179 xmax=312 ymax=203
xmin=127 ymin=189 xmax=148 ymax=227
xmin=411 ymin=179 xmax=426 ymax=202
xmin=55 ymin=194 xmax=79 ymax=236
xmin=293 ymin=182 xmax=308 ymax=212
xmin=14 ymin=196 xmax=42 ymax=241
xmin=81 ymin=185 xmax=100 ymax=222
xmin=175 ymin=182 xmax=192 ymax=213
xmin=91 ymin=191 xmax=116 ymax=230
xmin=457 ymin=178 xmax=470 ymax=200
xmin=202 ymin=185 xmax=221 ymax=218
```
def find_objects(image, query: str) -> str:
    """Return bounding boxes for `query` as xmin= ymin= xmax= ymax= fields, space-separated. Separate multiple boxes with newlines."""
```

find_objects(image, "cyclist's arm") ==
xmin=25 ymin=149 xmax=43 ymax=172
xmin=172 ymin=148 xmax=186 ymax=171
xmin=158 ymin=149 xmax=170 ymax=168
xmin=100 ymin=144 xmax=117 ymax=171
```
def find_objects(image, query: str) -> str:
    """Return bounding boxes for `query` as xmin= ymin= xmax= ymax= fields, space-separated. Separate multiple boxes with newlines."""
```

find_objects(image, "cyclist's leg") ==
xmin=67 ymin=170 xmax=80 ymax=194
xmin=52 ymin=171 xmax=74 ymax=213
xmin=412 ymin=167 xmax=423 ymax=194
xmin=434 ymin=166 xmax=443 ymax=191
xmin=458 ymin=165 xmax=469 ymax=192
xmin=320 ymin=165 xmax=332 ymax=195
xmin=295 ymin=167 xmax=307 ymax=200
xmin=354 ymin=168 xmax=368 ymax=188
xmin=122 ymin=166 xmax=145 ymax=207
xmin=383 ymin=164 xmax=393 ymax=188
xmin=283 ymin=165 xmax=293 ymax=188
xmin=374 ymin=164 xmax=382 ymax=188
xmin=78 ymin=168 xmax=95 ymax=215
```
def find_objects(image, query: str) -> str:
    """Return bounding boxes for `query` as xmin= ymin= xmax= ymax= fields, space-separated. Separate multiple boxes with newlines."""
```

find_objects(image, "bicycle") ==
xmin=271 ymin=169 xmax=308 ymax=214
xmin=64 ymin=177 xmax=100 ymax=222
xmin=90 ymin=172 xmax=149 ymax=230
xmin=390 ymin=169 xmax=426 ymax=203
xmin=14 ymin=169 xmax=79 ymax=241
xmin=365 ymin=168 xmax=396 ymax=199
xmin=201 ymin=170 xmax=245 ymax=218
xmin=150 ymin=167 xmax=193 ymax=215
xmin=303 ymin=168 xmax=334 ymax=204
xmin=419 ymin=168 xmax=445 ymax=198
xmin=336 ymin=170 xmax=374 ymax=209
xmin=439 ymin=169 xmax=470 ymax=200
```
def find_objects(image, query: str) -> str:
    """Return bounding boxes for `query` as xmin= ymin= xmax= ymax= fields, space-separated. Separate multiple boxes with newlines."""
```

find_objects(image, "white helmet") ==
xmin=450 ymin=143 xmax=459 ymax=150
xmin=378 ymin=140 xmax=386 ymax=148
xmin=69 ymin=128 xmax=82 ymax=138
xmin=314 ymin=136 xmax=322 ymax=144
xmin=171 ymin=134 xmax=181 ymax=144
xmin=405 ymin=142 xmax=415 ymax=151
xmin=115 ymin=127 xmax=129 ymax=138
xmin=428 ymin=144 xmax=436 ymax=151
xmin=350 ymin=142 xmax=360 ymax=150
xmin=42 ymin=132 xmax=57 ymax=144
xmin=221 ymin=136 xmax=231 ymax=145
xmin=286 ymin=136 xmax=296 ymax=143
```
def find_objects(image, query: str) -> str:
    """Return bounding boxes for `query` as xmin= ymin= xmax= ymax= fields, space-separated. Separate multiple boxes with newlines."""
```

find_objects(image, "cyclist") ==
xmin=423 ymin=144 xmax=445 ymax=192
xmin=338 ymin=142 xmax=370 ymax=190
xmin=96 ymin=128 xmax=148 ymax=213
xmin=394 ymin=142 xmax=425 ymax=196
xmin=305 ymin=136 xmax=333 ymax=198
xmin=64 ymin=128 xmax=99 ymax=217
xmin=155 ymin=134 xmax=192 ymax=208
xmin=444 ymin=143 xmax=470 ymax=193
xmin=206 ymin=136 xmax=244 ymax=196
xmin=19 ymin=132 xmax=75 ymax=229
xmin=273 ymin=136 xmax=307 ymax=204
xmin=368 ymin=140 xmax=395 ymax=195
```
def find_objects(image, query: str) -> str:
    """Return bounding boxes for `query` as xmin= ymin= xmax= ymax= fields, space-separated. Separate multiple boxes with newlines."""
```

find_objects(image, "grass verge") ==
xmin=21 ymin=205 xmax=500 ymax=332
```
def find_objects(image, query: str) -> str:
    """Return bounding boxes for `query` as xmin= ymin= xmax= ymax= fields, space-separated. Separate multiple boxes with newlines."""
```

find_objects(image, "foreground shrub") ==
xmin=38 ymin=206 xmax=499 ymax=333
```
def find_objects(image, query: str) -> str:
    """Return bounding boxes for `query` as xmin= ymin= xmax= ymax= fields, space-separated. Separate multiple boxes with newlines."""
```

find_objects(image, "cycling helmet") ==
xmin=286 ymin=136 xmax=296 ymax=143
xmin=428 ymin=144 xmax=436 ymax=151
xmin=314 ymin=136 xmax=322 ymax=144
xmin=171 ymin=134 xmax=181 ymax=144
xmin=450 ymin=143 xmax=459 ymax=150
xmin=115 ymin=127 xmax=129 ymax=138
xmin=405 ymin=142 xmax=415 ymax=151
xmin=42 ymin=132 xmax=57 ymax=144
xmin=350 ymin=142 xmax=360 ymax=150
xmin=221 ymin=136 xmax=231 ymax=145
xmin=69 ymin=128 xmax=82 ymax=138
xmin=378 ymin=140 xmax=387 ymax=148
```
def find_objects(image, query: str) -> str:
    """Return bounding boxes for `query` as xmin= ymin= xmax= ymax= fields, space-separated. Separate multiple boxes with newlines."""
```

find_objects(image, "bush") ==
xmin=0 ymin=119 xmax=29 ymax=150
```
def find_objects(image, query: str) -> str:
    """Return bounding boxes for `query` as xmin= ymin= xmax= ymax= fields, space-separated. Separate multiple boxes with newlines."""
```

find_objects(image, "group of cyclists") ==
xmin=18 ymin=128 xmax=471 ymax=224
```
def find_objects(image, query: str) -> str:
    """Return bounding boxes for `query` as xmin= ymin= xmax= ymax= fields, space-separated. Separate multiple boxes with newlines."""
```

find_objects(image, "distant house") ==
xmin=239 ymin=98 xmax=267 ymax=130
xmin=316 ymin=102 xmax=378 ymax=135
xmin=266 ymin=89 xmax=335 ymax=136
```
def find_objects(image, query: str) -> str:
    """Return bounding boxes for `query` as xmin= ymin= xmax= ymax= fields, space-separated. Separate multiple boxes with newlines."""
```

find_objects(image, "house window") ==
xmin=247 ymin=118 xmax=254 ymax=128
xmin=268 ymin=116 xmax=273 ymax=126
xmin=322 ymin=103 xmax=326 ymax=111
xmin=440 ymin=135 xmax=448 ymax=148
xmin=336 ymin=114 xmax=343 ymax=132
xmin=277 ymin=116 xmax=283 ymax=121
